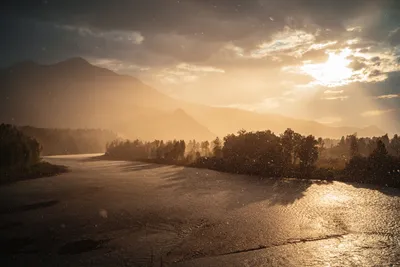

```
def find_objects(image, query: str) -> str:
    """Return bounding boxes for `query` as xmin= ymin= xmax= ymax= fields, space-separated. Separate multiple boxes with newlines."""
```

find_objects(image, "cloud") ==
xmin=220 ymin=96 xmax=294 ymax=113
xmin=176 ymin=63 xmax=225 ymax=73
xmin=88 ymin=58 xmax=150 ymax=73
xmin=224 ymin=43 xmax=245 ymax=57
xmin=157 ymin=63 xmax=225 ymax=84
xmin=56 ymin=24 xmax=144 ymax=44
xmin=376 ymin=94 xmax=400 ymax=99
xmin=389 ymin=27 xmax=400 ymax=46
xmin=283 ymin=45 xmax=400 ymax=88
xmin=324 ymin=90 xmax=344 ymax=94
xmin=1 ymin=0 xmax=400 ymax=132
xmin=2 ymin=0 xmax=399 ymax=69
xmin=346 ymin=26 xmax=362 ymax=32
xmin=250 ymin=27 xmax=316 ymax=58
xmin=349 ymin=59 xmax=366 ymax=70
xmin=297 ymin=49 xmax=354 ymax=87
xmin=322 ymin=96 xmax=349 ymax=100
xmin=315 ymin=116 xmax=342 ymax=124
xmin=361 ymin=109 xmax=397 ymax=117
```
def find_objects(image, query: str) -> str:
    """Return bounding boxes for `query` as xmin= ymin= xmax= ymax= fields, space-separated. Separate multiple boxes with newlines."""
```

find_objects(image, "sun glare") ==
xmin=301 ymin=48 xmax=353 ymax=87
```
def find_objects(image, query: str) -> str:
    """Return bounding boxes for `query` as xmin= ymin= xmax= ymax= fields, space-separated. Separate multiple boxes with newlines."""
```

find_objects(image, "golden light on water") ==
xmin=320 ymin=191 xmax=352 ymax=204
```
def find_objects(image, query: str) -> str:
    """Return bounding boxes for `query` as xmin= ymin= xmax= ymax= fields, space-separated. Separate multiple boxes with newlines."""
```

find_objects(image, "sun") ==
xmin=301 ymin=48 xmax=353 ymax=87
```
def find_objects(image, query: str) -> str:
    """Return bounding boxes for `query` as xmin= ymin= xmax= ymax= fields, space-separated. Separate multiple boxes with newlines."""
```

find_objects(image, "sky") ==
xmin=1 ymin=0 xmax=400 ymax=132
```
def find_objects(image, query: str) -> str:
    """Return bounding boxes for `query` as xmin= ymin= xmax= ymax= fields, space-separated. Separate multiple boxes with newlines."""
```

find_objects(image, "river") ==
xmin=1 ymin=154 xmax=399 ymax=266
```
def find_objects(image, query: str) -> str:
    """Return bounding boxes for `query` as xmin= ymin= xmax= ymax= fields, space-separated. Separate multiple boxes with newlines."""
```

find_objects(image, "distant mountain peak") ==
xmin=49 ymin=57 xmax=121 ymax=78
xmin=54 ymin=57 xmax=91 ymax=67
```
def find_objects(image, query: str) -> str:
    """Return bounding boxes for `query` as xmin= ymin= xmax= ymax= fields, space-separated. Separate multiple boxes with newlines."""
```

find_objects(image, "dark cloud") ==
xmin=369 ymin=70 xmax=383 ymax=77
xmin=1 ymin=0 xmax=383 ymax=31
xmin=1 ymin=0 xmax=399 ymax=67
xmin=371 ymin=56 xmax=381 ymax=62
xmin=364 ymin=71 xmax=400 ymax=95
xmin=349 ymin=60 xmax=366 ymax=71
xmin=389 ymin=28 xmax=400 ymax=46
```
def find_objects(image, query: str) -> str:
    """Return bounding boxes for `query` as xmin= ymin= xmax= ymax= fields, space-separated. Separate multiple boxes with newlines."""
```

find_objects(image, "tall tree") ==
xmin=349 ymin=134 xmax=359 ymax=158
xmin=292 ymin=132 xmax=303 ymax=165
xmin=281 ymin=128 xmax=295 ymax=167
xmin=388 ymin=134 xmax=400 ymax=156
xmin=212 ymin=137 xmax=223 ymax=158
xmin=371 ymin=140 xmax=388 ymax=158
xmin=201 ymin=141 xmax=210 ymax=157
xmin=298 ymin=135 xmax=319 ymax=176
xmin=317 ymin=137 xmax=325 ymax=155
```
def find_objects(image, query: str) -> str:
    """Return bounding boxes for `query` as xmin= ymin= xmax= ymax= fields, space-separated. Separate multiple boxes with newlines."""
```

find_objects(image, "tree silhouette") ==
xmin=281 ymin=128 xmax=295 ymax=167
xmin=298 ymin=135 xmax=319 ymax=176
xmin=0 ymin=124 xmax=41 ymax=168
xmin=212 ymin=137 xmax=223 ymax=158
xmin=104 ymin=128 xmax=400 ymax=188
xmin=390 ymin=134 xmax=400 ymax=156
xmin=371 ymin=140 xmax=388 ymax=158
xmin=349 ymin=134 xmax=359 ymax=158
xmin=201 ymin=141 xmax=210 ymax=157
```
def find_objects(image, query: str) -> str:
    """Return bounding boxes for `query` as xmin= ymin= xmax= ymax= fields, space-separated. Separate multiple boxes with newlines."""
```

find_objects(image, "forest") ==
xmin=2 ymin=122 xmax=399 ymax=187
xmin=105 ymin=129 xmax=400 ymax=188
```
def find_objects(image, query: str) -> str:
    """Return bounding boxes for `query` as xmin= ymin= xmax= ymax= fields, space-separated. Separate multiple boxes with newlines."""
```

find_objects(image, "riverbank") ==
xmin=0 ymin=161 xmax=68 ymax=185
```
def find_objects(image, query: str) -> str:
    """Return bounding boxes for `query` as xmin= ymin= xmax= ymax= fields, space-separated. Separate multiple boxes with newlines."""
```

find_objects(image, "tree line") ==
xmin=105 ymin=129 xmax=400 ymax=188
xmin=320 ymin=134 xmax=400 ymax=159
xmin=20 ymin=126 xmax=117 ymax=155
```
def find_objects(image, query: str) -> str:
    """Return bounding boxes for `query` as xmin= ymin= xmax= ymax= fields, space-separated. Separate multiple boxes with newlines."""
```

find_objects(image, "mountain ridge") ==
xmin=0 ymin=58 xmax=386 ymax=139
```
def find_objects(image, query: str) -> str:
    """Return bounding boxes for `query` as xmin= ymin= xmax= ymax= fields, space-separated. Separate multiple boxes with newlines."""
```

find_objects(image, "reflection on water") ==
xmin=319 ymin=191 xmax=352 ymax=204
xmin=3 ymin=156 xmax=400 ymax=266
xmin=285 ymin=182 xmax=400 ymax=266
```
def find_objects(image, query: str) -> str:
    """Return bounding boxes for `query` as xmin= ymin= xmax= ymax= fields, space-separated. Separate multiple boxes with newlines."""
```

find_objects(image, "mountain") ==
xmin=0 ymin=58 xmax=214 ymax=140
xmin=111 ymin=107 xmax=215 ymax=140
xmin=0 ymin=58 xmax=385 ymax=140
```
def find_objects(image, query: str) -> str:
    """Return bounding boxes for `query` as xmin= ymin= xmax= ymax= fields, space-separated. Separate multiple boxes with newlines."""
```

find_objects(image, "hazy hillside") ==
xmin=0 ymin=58 xmax=213 ymax=140
xmin=111 ymin=107 xmax=215 ymax=141
xmin=0 ymin=58 xmax=385 ymax=139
